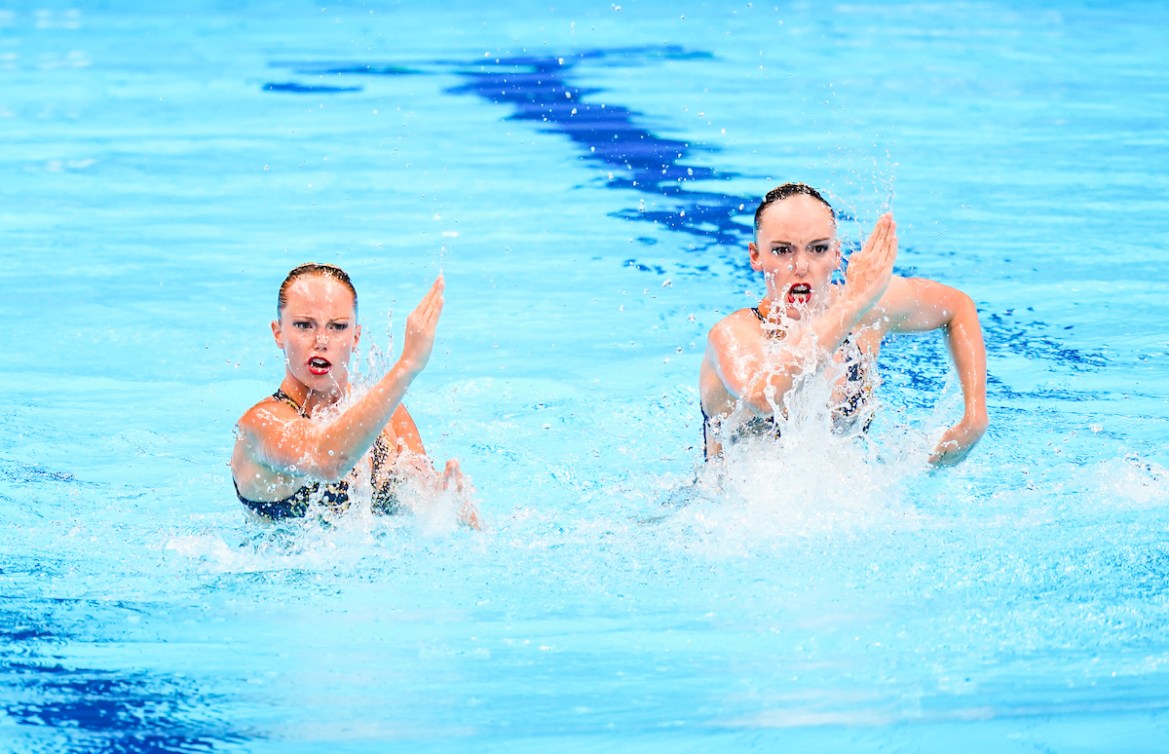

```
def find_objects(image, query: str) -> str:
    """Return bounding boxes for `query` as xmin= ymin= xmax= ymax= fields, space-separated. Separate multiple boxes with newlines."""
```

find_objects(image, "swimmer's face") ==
xmin=272 ymin=274 xmax=361 ymax=395
xmin=749 ymin=194 xmax=841 ymax=319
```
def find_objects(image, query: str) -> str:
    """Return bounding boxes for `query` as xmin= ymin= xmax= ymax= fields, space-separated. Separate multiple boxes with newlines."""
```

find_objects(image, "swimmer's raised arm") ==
xmin=236 ymin=275 xmax=445 ymax=482
xmin=877 ymin=275 xmax=988 ymax=465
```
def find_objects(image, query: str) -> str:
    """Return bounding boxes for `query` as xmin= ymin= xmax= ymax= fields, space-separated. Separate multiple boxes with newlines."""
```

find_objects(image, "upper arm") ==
xmin=878 ymin=276 xmax=977 ymax=334
xmin=234 ymin=403 xmax=320 ymax=476
xmin=704 ymin=316 xmax=763 ymax=404
xmin=389 ymin=404 xmax=426 ymax=455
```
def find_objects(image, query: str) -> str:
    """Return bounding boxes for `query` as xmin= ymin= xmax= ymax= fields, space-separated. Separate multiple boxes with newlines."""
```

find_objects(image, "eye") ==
xmin=329 ymin=322 xmax=349 ymax=332
xmin=812 ymin=243 xmax=831 ymax=254
xmin=292 ymin=321 xmax=312 ymax=330
xmin=770 ymin=245 xmax=792 ymax=256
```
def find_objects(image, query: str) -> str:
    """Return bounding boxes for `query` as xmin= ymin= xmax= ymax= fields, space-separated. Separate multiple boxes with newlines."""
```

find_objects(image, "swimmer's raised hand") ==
xmin=399 ymin=275 xmax=444 ymax=377
xmin=842 ymin=213 xmax=897 ymax=314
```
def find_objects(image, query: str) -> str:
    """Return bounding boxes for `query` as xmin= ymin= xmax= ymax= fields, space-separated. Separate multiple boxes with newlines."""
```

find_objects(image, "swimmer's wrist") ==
xmin=389 ymin=357 xmax=424 ymax=383
xmin=828 ymin=293 xmax=868 ymax=333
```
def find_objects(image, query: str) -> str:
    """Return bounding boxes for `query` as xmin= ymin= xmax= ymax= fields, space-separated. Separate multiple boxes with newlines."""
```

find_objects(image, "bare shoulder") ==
xmin=234 ymin=395 xmax=300 ymax=443
xmin=706 ymin=308 xmax=759 ymax=348
xmin=703 ymin=308 xmax=766 ymax=388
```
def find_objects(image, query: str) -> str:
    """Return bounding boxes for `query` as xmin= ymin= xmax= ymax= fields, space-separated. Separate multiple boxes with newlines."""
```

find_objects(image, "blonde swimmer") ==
xmin=231 ymin=263 xmax=479 ymax=527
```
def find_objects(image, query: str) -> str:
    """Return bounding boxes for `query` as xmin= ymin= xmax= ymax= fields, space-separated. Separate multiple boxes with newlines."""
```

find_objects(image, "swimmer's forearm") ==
xmin=740 ymin=371 xmax=796 ymax=416
xmin=947 ymin=295 xmax=989 ymax=427
xmin=311 ymin=277 xmax=442 ymax=479
xmin=816 ymin=294 xmax=870 ymax=352
xmin=931 ymin=319 xmax=987 ymax=466
xmin=309 ymin=362 xmax=419 ymax=480
xmin=738 ymin=299 xmax=868 ymax=414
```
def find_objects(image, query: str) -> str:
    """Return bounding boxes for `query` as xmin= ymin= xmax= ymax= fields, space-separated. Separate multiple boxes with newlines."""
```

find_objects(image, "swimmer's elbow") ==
xmin=945 ymin=290 xmax=979 ymax=327
xmin=740 ymin=384 xmax=780 ymax=417
xmin=313 ymin=453 xmax=361 ymax=483
xmin=278 ymin=441 xmax=359 ymax=483
xmin=741 ymin=368 xmax=796 ymax=416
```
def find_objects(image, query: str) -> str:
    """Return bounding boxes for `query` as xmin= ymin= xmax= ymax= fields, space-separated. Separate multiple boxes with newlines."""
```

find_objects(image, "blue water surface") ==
xmin=3 ymin=1 xmax=1169 ymax=752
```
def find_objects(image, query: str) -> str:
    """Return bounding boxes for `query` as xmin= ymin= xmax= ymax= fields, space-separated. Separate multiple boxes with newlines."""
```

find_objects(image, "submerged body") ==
xmin=700 ymin=184 xmax=988 ymax=464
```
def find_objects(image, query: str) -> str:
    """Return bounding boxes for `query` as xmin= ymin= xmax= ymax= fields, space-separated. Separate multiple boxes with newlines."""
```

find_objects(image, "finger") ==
xmin=420 ymin=274 xmax=444 ymax=304
xmin=460 ymin=505 xmax=482 ymax=530
xmin=860 ymin=216 xmax=885 ymax=256
xmin=877 ymin=233 xmax=897 ymax=270
xmin=421 ymin=278 xmax=443 ymax=313
xmin=414 ymin=277 xmax=445 ymax=324
xmin=929 ymin=436 xmax=964 ymax=466
xmin=862 ymin=215 xmax=892 ymax=263
xmin=875 ymin=215 xmax=893 ymax=253
xmin=871 ymin=219 xmax=897 ymax=268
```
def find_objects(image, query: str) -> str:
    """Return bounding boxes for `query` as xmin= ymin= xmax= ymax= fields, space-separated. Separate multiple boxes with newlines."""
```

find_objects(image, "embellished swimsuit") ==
xmin=234 ymin=389 xmax=399 ymax=519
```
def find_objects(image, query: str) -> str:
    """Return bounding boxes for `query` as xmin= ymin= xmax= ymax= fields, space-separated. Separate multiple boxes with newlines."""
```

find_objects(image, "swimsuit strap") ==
xmin=752 ymin=305 xmax=788 ymax=340
xmin=701 ymin=405 xmax=712 ymax=462
xmin=272 ymin=388 xmax=305 ymax=415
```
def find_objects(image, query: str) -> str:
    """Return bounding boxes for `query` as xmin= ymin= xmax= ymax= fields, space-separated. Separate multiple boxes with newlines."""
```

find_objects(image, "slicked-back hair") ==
xmin=753 ymin=183 xmax=836 ymax=237
xmin=277 ymin=262 xmax=358 ymax=318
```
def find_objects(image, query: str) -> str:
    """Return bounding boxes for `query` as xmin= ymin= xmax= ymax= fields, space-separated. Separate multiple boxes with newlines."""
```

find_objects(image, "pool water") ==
xmin=4 ymin=1 xmax=1169 ymax=751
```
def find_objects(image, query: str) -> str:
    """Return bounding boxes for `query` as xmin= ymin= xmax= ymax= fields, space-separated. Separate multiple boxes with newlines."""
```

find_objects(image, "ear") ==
xmin=353 ymin=323 xmax=362 ymax=349
xmin=748 ymin=241 xmax=763 ymax=272
xmin=271 ymin=320 xmax=284 ymax=349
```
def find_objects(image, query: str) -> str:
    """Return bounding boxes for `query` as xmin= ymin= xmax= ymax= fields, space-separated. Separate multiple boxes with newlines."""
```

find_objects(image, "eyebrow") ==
xmin=289 ymin=314 xmax=353 ymax=322
xmin=770 ymin=237 xmax=835 ymax=246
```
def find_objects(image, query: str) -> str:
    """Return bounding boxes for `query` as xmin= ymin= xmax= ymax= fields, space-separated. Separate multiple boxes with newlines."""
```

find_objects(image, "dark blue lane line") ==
xmin=1 ymin=608 xmax=250 ymax=750
xmin=267 ymin=46 xmax=759 ymax=250
xmin=262 ymin=51 xmax=1107 ymax=373
xmin=263 ymin=81 xmax=363 ymax=94
xmin=443 ymin=47 xmax=754 ymax=249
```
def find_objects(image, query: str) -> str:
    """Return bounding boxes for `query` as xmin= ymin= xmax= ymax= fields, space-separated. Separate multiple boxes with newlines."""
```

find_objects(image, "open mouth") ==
xmin=787 ymin=283 xmax=812 ymax=304
xmin=307 ymin=356 xmax=332 ymax=376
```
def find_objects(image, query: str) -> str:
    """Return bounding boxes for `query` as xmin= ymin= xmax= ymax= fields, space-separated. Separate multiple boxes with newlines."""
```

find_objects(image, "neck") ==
xmin=279 ymin=377 xmax=344 ymax=416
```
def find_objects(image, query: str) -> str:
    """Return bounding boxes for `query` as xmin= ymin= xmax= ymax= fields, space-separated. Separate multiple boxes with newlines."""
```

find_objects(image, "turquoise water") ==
xmin=4 ymin=1 xmax=1169 ymax=751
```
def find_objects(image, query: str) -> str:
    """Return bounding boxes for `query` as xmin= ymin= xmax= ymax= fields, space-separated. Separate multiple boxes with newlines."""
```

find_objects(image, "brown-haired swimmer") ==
xmin=699 ymin=183 xmax=988 ymax=465
xmin=231 ymin=263 xmax=480 ymax=528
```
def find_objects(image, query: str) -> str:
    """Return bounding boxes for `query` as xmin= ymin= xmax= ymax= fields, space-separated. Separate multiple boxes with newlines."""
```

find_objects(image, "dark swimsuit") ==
xmin=234 ymin=389 xmax=399 ymax=519
xmin=702 ymin=307 xmax=873 ymax=460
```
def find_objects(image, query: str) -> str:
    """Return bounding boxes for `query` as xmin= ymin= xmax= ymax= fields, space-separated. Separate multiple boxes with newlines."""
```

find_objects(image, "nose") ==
xmin=315 ymin=331 xmax=329 ymax=348
xmin=791 ymin=250 xmax=810 ymax=275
